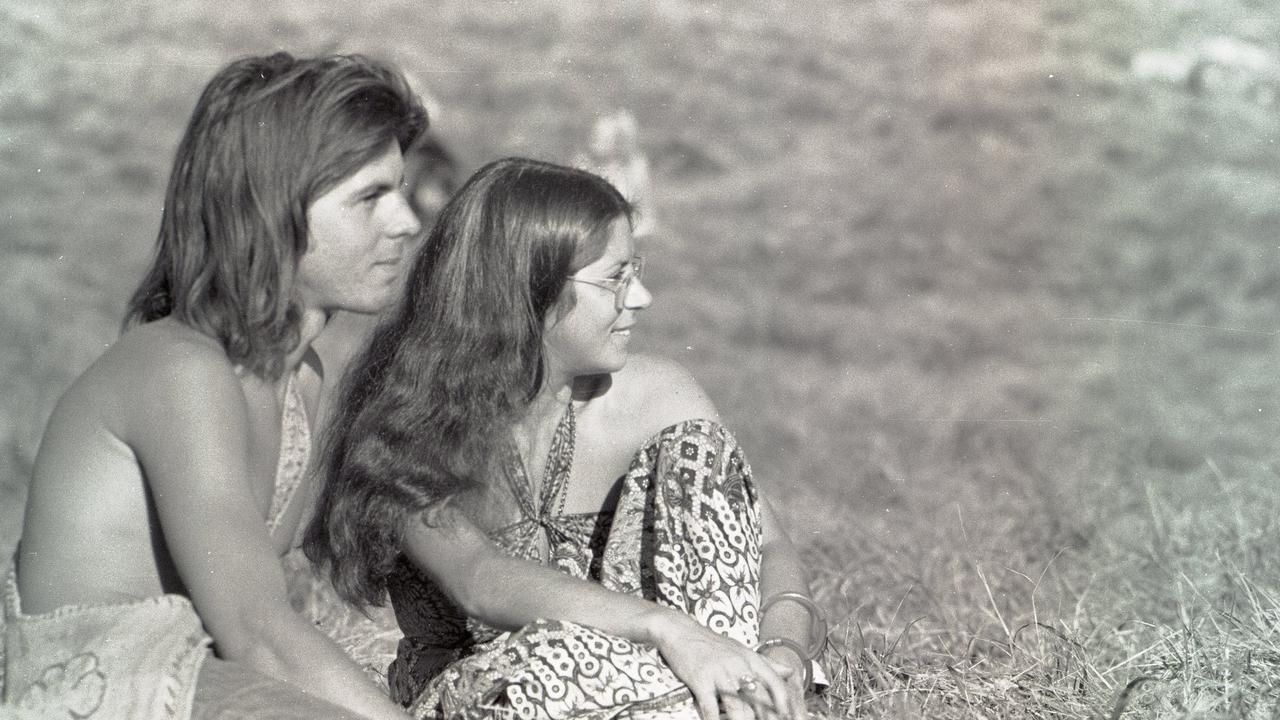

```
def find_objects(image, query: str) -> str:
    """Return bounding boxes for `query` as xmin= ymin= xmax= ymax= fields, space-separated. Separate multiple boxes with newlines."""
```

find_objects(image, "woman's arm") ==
xmin=629 ymin=356 xmax=814 ymax=695
xmin=404 ymin=501 xmax=798 ymax=720
xmin=129 ymin=346 xmax=407 ymax=720
xmin=757 ymin=495 xmax=816 ymax=702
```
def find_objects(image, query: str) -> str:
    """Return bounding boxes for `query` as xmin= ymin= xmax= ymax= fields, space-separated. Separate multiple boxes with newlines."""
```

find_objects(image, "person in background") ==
xmin=574 ymin=110 xmax=657 ymax=237
xmin=4 ymin=51 xmax=425 ymax=720
xmin=305 ymin=157 xmax=825 ymax=720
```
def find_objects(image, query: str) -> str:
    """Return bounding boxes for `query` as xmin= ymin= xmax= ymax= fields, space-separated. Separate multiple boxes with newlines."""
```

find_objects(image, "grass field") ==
xmin=3 ymin=1 xmax=1279 ymax=717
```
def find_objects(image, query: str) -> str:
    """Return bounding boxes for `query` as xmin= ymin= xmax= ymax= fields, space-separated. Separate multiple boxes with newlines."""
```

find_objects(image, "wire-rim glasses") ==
xmin=570 ymin=255 xmax=645 ymax=311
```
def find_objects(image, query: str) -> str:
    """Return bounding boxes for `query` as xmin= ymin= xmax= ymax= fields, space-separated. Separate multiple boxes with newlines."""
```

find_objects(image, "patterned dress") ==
xmin=386 ymin=416 xmax=764 ymax=720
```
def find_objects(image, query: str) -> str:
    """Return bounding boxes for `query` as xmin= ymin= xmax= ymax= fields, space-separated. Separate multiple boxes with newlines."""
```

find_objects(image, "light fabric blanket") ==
xmin=2 ymin=567 xmax=210 ymax=719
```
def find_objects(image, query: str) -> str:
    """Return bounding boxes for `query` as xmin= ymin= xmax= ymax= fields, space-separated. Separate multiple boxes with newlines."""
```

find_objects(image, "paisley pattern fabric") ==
xmin=266 ymin=373 xmax=310 ymax=536
xmin=387 ymin=419 xmax=763 ymax=719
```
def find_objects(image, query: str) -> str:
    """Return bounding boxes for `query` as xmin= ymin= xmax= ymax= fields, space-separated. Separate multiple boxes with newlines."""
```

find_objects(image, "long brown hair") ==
xmin=305 ymin=157 xmax=632 ymax=606
xmin=125 ymin=52 xmax=426 ymax=379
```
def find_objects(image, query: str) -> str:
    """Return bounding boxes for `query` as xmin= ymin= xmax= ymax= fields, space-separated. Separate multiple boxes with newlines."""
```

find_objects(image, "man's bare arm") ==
xmin=129 ymin=345 xmax=406 ymax=719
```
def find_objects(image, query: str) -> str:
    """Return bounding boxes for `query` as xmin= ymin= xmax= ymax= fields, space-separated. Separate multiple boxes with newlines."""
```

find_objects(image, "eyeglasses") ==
xmin=570 ymin=255 xmax=645 ymax=311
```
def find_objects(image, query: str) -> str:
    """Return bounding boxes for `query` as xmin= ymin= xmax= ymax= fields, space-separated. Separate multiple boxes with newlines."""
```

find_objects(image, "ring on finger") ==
xmin=737 ymin=673 xmax=759 ymax=693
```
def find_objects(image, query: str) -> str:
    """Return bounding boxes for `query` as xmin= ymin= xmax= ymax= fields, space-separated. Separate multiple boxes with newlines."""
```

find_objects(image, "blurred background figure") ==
xmin=574 ymin=110 xmax=656 ymax=237
xmin=311 ymin=131 xmax=461 ymax=430
xmin=1130 ymin=35 xmax=1279 ymax=104
xmin=403 ymin=133 xmax=459 ymax=223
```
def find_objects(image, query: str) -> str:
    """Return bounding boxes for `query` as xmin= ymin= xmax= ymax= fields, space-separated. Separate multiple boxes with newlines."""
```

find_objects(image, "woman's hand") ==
xmin=650 ymin=610 xmax=803 ymax=720
xmin=403 ymin=509 xmax=803 ymax=719
xmin=760 ymin=643 xmax=808 ymax=704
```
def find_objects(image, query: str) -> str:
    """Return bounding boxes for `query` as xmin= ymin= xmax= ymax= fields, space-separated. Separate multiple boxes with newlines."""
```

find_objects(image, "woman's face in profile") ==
xmin=542 ymin=219 xmax=650 ymax=381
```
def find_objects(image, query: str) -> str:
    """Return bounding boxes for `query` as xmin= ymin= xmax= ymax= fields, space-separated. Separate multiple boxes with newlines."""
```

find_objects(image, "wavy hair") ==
xmin=304 ymin=157 xmax=632 ymax=606
xmin=124 ymin=52 xmax=426 ymax=379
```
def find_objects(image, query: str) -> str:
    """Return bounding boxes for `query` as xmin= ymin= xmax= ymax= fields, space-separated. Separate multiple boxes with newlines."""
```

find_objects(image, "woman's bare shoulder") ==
xmin=604 ymin=353 xmax=720 ymax=433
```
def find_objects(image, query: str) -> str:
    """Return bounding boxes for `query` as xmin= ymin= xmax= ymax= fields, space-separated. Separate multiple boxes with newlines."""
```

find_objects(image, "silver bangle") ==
xmin=755 ymin=636 xmax=813 ymax=689
xmin=760 ymin=591 xmax=827 ymax=660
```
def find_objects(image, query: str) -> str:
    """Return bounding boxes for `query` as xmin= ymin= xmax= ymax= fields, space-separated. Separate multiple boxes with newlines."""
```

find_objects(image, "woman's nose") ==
xmin=623 ymin=277 xmax=652 ymax=310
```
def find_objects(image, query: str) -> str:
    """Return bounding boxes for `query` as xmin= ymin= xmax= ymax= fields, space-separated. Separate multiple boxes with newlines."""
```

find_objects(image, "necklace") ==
xmin=542 ymin=400 xmax=576 ymax=519
xmin=508 ymin=399 xmax=577 ymax=522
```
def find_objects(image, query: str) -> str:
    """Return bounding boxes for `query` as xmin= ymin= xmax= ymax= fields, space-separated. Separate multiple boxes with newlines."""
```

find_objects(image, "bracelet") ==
xmin=760 ymin=592 xmax=827 ymax=660
xmin=755 ymin=637 xmax=813 ymax=690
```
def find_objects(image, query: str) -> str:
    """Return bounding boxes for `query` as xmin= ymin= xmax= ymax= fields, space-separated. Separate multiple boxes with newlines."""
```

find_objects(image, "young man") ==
xmin=311 ymin=131 xmax=460 ymax=437
xmin=4 ymin=52 xmax=423 ymax=720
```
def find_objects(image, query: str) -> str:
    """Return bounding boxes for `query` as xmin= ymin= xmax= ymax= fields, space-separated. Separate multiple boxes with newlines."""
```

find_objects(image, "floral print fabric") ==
xmin=387 ymin=419 xmax=763 ymax=719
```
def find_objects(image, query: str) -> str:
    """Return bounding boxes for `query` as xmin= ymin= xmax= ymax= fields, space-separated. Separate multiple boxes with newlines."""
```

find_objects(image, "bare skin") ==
xmin=400 ymin=221 xmax=813 ymax=720
xmin=311 ymin=152 xmax=448 ymax=434
xmin=17 ymin=141 xmax=419 ymax=720
xmin=18 ymin=319 xmax=320 ymax=609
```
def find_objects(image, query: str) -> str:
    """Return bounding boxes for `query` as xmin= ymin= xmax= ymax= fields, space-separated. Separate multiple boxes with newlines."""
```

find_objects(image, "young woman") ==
xmin=306 ymin=158 xmax=825 ymax=720
xmin=5 ymin=52 xmax=424 ymax=720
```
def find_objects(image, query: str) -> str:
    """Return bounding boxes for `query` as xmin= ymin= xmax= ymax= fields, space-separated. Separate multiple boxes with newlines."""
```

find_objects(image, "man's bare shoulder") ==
xmin=64 ymin=319 xmax=244 ymax=435
xmin=22 ymin=321 xmax=248 ymax=606
xmin=110 ymin=317 xmax=232 ymax=369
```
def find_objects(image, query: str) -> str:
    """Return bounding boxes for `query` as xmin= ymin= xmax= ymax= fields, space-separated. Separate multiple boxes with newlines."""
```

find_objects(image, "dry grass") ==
xmin=808 ymin=460 xmax=1280 ymax=718
xmin=4 ymin=1 xmax=1280 ymax=717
